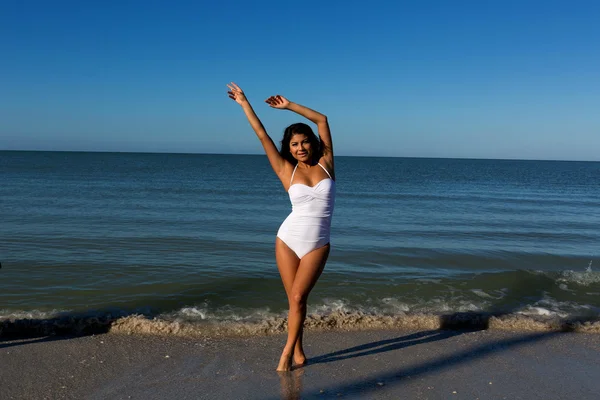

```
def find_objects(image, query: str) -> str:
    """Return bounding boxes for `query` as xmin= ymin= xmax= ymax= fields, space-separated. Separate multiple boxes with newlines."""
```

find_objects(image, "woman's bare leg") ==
xmin=275 ymin=239 xmax=306 ymax=365
xmin=276 ymin=243 xmax=330 ymax=371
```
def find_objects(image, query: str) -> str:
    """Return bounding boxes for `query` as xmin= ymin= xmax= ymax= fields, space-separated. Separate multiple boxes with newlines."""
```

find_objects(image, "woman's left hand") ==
xmin=227 ymin=82 xmax=248 ymax=105
xmin=265 ymin=95 xmax=290 ymax=109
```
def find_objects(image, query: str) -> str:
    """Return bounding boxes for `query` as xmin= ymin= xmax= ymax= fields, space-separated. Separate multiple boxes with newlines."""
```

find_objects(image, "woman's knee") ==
xmin=290 ymin=292 xmax=307 ymax=308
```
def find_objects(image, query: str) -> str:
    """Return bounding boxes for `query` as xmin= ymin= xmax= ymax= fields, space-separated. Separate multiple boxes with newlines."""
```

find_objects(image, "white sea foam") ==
xmin=558 ymin=283 xmax=574 ymax=292
xmin=471 ymin=289 xmax=495 ymax=299
xmin=517 ymin=307 xmax=555 ymax=317
xmin=308 ymin=297 xmax=488 ymax=316
xmin=0 ymin=309 xmax=69 ymax=320
xmin=311 ymin=299 xmax=352 ymax=314
xmin=515 ymin=296 xmax=600 ymax=320
xmin=381 ymin=298 xmax=411 ymax=313
xmin=557 ymin=269 xmax=600 ymax=286
xmin=178 ymin=307 xmax=208 ymax=319
xmin=167 ymin=305 xmax=276 ymax=322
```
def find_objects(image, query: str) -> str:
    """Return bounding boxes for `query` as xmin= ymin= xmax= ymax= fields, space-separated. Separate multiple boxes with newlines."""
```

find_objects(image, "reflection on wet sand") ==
xmin=278 ymin=368 xmax=304 ymax=400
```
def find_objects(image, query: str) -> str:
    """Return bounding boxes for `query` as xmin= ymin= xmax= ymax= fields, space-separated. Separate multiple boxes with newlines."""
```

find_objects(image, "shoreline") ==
xmin=2 ymin=311 xmax=600 ymax=341
xmin=2 ymin=328 xmax=600 ymax=399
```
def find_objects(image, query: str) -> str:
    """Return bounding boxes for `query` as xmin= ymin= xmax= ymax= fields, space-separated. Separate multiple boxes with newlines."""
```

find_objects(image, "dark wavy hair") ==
xmin=279 ymin=123 xmax=322 ymax=165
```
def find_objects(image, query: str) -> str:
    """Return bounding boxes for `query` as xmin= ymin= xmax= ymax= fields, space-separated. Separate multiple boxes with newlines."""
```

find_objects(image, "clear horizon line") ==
xmin=0 ymin=148 xmax=598 ymax=163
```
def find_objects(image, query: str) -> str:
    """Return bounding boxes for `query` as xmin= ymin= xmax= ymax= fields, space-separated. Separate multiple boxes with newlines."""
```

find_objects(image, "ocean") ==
xmin=1 ymin=151 xmax=599 ymax=335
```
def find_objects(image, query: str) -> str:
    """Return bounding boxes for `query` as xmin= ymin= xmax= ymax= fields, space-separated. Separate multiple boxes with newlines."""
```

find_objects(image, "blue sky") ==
xmin=1 ymin=0 xmax=599 ymax=160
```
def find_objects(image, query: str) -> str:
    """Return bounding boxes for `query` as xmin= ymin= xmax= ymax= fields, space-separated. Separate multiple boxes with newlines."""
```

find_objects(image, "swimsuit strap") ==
xmin=290 ymin=164 xmax=299 ymax=185
xmin=317 ymin=163 xmax=333 ymax=179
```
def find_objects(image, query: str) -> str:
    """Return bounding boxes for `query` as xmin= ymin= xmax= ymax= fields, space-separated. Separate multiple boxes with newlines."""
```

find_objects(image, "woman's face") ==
xmin=289 ymin=134 xmax=312 ymax=162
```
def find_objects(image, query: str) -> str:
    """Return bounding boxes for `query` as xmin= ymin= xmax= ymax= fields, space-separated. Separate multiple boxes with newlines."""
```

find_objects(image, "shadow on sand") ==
xmin=308 ymin=329 xmax=464 ymax=366
xmin=0 ymin=335 xmax=79 ymax=350
xmin=0 ymin=310 xmax=141 ymax=349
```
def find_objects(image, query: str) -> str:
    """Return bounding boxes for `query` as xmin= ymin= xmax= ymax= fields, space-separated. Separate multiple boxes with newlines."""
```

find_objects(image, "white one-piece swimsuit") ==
xmin=277 ymin=163 xmax=336 ymax=259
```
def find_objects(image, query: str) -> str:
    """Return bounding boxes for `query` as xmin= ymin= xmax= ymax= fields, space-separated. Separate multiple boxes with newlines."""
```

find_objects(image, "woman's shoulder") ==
xmin=318 ymin=157 xmax=335 ymax=180
xmin=280 ymin=159 xmax=297 ymax=179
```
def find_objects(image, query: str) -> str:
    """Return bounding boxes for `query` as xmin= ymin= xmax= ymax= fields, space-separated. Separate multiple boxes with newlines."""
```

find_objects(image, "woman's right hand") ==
xmin=265 ymin=95 xmax=290 ymax=109
xmin=227 ymin=82 xmax=248 ymax=105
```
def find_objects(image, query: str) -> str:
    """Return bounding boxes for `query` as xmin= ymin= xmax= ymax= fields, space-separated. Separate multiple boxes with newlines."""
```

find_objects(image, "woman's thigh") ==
xmin=275 ymin=238 xmax=301 ymax=297
xmin=291 ymin=244 xmax=330 ymax=299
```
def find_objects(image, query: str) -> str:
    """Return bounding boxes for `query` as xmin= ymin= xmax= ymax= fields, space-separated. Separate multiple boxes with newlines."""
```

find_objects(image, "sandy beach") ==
xmin=2 ymin=328 xmax=599 ymax=399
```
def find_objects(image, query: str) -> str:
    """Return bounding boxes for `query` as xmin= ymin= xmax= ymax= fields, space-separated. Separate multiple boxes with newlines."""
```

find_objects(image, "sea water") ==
xmin=1 ymin=151 xmax=599 ymax=334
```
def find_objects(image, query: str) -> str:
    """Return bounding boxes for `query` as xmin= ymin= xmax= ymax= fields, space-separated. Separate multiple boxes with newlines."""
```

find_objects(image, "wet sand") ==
xmin=2 ymin=329 xmax=599 ymax=399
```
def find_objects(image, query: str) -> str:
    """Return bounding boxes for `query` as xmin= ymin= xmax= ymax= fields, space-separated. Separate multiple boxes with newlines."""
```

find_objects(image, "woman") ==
xmin=227 ymin=82 xmax=335 ymax=371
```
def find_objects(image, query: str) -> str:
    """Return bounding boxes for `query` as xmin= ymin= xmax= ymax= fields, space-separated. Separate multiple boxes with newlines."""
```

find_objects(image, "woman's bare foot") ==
xmin=293 ymin=352 xmax=307 ymax=367
xmin=276 ymin=351 xmax=293 ymax=372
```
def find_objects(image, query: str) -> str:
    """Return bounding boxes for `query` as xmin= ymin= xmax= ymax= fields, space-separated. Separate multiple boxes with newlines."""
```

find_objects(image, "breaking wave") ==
xmin=2 ymin=268 xmax=598 ymax=338
xmin=2 ymin=309 xmax=599 ymax=339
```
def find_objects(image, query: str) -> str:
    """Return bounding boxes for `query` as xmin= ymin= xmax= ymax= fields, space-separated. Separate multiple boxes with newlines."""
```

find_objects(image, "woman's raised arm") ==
xmin=227 ymin=83 xmax=287 ymax=178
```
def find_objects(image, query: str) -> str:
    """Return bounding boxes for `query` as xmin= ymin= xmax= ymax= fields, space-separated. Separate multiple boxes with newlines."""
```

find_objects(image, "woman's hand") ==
xmin=227 ymin=82 xmax=248 ymax=105
xmin=265 ymin=95 xmax=290 ymax=109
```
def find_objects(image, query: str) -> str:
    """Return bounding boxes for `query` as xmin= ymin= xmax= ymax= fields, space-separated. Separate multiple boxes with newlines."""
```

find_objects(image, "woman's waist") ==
xmin=279 ymin=214 xmax=332 ymax=236
xmin=287 ymin=210 xmax=333 ymax=220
